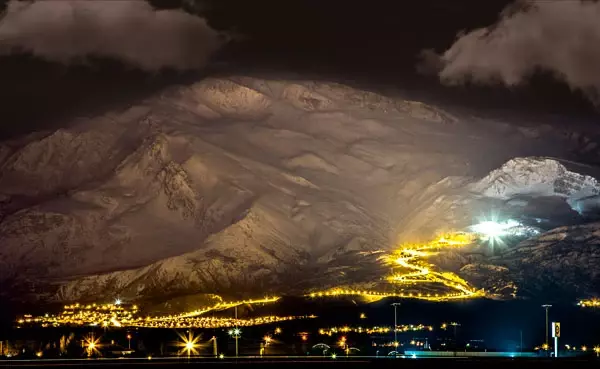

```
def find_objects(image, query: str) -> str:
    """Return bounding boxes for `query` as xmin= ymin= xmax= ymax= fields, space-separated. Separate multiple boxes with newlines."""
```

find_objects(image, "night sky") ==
xmin=0 ymin=0 xmax=597 ymax=140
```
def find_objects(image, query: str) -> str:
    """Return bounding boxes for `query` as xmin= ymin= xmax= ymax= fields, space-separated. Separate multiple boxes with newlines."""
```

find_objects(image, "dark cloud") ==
xmin=421 ymin=0 xmax=600 ymax=103
xmin=0 ymin=0 xmax=224 ymax=71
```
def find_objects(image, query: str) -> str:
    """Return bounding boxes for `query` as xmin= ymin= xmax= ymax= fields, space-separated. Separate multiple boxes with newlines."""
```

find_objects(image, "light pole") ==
xmin=520 ymin=330 xmax=523 ymax=354
xmin=126 ymin=333 xmax=132 ymax=350
xmin=541 ymin=304 xmax=552 ymax=349
xmin=391 ymin=303 xmax=400 ymax=348
xmin=235 ymin=305 xmax=238 ymax=357
xmin=228 ymin=328 xmax=241 ymax=357
xmin=450 ymin=322 xmax=461 ymax=356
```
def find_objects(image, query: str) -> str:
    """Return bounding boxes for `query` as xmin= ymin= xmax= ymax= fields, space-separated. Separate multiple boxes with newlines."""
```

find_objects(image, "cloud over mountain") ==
xmin=0 ymin=0 xmax=223 ymax=70
xmin=421 ymin=0 xmax=600 ymax=103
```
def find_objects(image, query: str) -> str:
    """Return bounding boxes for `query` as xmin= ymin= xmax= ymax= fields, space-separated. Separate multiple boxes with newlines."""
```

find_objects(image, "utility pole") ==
xmin=520 ymin=330 xmax=523 ymax=355
xmin=541 ymin=304 xmax=552 ymax=350
xmin=450 ymin=322 xmax=461 ymax=356
xmin=391 ymin=303 xmax=401 ymax=350
xmin=235 ymin=306 xmax=239 ymax=357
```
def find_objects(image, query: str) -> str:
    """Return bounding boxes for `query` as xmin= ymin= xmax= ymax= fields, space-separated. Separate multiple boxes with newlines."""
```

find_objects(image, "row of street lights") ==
xmin=86 ymin=299 xmax=561 ymax=358
xmin=390 ymin=302 xmax=557 ymax=356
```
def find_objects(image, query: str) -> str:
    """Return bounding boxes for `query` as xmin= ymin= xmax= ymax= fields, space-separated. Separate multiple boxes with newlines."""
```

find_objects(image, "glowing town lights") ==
xmin=318 ymin=324 xmax=432 ymax=336
xmin=274 ymin=327 xmax=282 ymax=334
xmin=175 ymin=296 xmax=281 ymax=319
xmin=20 ymin=298 xmax=307 ymax=330
xmin=578 ymin=299 xmax=600 ymax=308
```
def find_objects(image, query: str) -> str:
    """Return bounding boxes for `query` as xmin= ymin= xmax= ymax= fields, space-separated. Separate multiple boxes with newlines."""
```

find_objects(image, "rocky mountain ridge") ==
xmin=1 ymin=75 xmax=599 ymax=304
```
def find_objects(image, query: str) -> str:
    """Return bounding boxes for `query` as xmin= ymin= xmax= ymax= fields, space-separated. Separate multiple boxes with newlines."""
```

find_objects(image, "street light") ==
xmin=126 ymin=333 xmax=132 ymax=350
xmin=541 ymin=304 xmax=552 ymax=349
xmin=228 ymin=328 xmax=241 ymax=357
xmin=210 ymin=336 xmax=217 ymax=357
xmin=84 ymin=334 xmax=101 ymax=357
xmin=391 ymin=303 xmax=401 ymax=349
xmin=233 ymin=305 xmax=240 ymax=357
xmin=450 ymin=322 xmax=461 ymax=356
xmin=177 ymin=331 xmax=200 ymax=358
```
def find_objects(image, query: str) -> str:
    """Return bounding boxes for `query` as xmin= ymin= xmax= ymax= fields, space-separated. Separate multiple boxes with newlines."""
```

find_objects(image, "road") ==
xmin=1 ymin=356 xmax=598 ymax=369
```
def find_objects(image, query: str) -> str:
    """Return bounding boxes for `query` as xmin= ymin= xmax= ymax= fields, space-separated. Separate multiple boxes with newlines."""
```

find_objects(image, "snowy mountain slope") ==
xmin=1 ymin=76 xmax=600 ymax=303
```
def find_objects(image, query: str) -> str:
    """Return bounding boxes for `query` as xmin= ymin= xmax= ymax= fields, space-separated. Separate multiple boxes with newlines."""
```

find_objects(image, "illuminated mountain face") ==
xmin=0 ymin=76 xmax=599 ymax=304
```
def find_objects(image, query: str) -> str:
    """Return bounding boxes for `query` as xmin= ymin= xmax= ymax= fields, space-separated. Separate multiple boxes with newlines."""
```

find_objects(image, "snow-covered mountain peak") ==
xmin=471 ymin=157 xmax=600 ymax=200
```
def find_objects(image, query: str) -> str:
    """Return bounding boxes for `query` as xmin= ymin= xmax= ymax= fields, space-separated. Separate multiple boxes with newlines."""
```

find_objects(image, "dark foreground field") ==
xmin=2 ymin=357 xmax=600 ymax=369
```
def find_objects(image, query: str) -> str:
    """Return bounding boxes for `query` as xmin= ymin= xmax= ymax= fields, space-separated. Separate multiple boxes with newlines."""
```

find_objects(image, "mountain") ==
xmin=1 ymin=75 xmax=599 ymax=304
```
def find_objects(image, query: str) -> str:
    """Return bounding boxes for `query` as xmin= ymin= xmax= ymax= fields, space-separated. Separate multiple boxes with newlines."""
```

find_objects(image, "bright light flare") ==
xmin=470 ymin=218 xmax=539 ymax=247
xmin=84 ymin=334 xmax=101 ymax=357
xmin=176 ymin=331 xmax=201 ymax=356
xmin=471 ymin=220 xmax=518 ymax=239
xmin=228 ymin=328 xmax=241 ymax=337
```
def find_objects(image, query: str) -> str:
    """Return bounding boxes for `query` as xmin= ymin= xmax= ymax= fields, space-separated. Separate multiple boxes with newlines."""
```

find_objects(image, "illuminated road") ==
xmin=0 ymin=356 xmax=594 ymax=369
xmin=20 ymin=233 xmax=485 ymax=330
xmin=310 ymin=233 xmax=484 ymax=302
xmin=20 ymin=223 xmax=540 ymax=328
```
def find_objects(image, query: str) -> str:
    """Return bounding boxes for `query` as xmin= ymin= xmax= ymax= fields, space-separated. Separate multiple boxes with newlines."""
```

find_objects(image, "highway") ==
xmin=1 ymin=356 xmax=599 ymax=369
